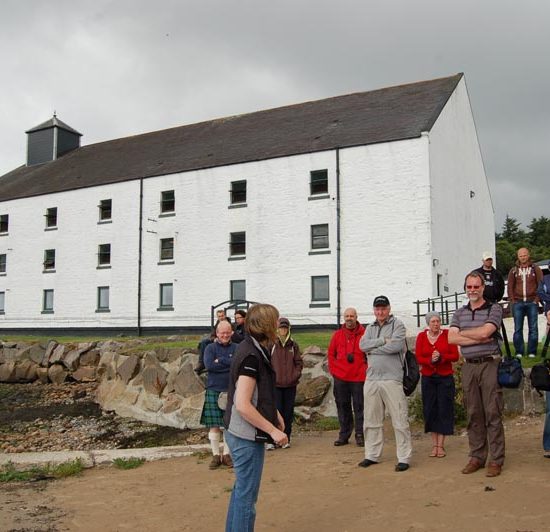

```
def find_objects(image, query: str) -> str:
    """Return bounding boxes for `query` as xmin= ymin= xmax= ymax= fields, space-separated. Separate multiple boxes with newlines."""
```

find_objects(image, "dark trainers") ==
xmin=356 ymin=436 xmax=365 ymax=447
xmin=358 ymin=459 xmax=378 ymax=468
xmin=334 ymin=439 xmax=349 ymax=447
xmin=222 ymin=454 xmax=233 ymax=468
xmin=209 ymin=455 xmax=222 ymax=470
xmin=395 ymin=462 xmax=409 ymax=472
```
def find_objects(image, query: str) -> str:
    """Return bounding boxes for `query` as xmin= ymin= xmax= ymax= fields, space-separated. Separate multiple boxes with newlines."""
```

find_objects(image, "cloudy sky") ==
xmin=0 ymin=0 xmax=548 ymax=230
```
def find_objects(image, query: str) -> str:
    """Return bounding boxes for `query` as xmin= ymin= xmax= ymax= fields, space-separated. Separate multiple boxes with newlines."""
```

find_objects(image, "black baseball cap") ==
xmin=373 ymin=295 xmax=390 ymax=307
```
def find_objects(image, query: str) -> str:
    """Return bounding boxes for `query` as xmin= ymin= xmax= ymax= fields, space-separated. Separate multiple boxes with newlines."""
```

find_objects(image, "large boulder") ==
xmin=142 ymin=365 xmax=169 ymax=396
xmin=62 ymin=349 xmax=81 ymax=371
xmin=296 ymin=375 xmax=331 ymax=407
xmin=172 ymin=362 xmax=205 ymax=397
xmin=15 ymin=360 xmax=38 ymax=382
xmin=49 ymin=344 xmax=66 ymax=364
xmin=0 ymin=361 xmax=17 ymax=382
xmin=80 ymin=349 xmax=100 ymax=366
xmin=72 ymin=366 xmax=97 ymax=382
xmin=48 ymin=364 xmax=68 ymax=384
xmin=117 ymin=355 xmax=140 ymax=384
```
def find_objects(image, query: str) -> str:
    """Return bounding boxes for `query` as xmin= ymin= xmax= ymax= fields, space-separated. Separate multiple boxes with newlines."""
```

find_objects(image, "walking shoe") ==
xmin=222 ymin=454 xmax=233 ymax=468
xmin=461 ymin=459 xmax=483 ymax=474
xmin=516 ymin=354 xmax=523 ymax=359
xmin=358 ymin=459 xmax=378 ymax=468
xmin=334 ymin=439 xmax=349 ymax=446
xmin=209 ymin=455 xmax=222 ymax=469
xmin=528 ymin=354 xmax=536 ymax=358
xmin=395 ymin=462 xmax=409 ymax=472
xmin=356 ymin=435 xmax=365 ymax=447
xmin=265 ymin=443 xmax=275 ymax=451
xmin=486 ymin=462 xmax=502 ymax=477
xmin=281 ymin=442 xmax=291 ymax=449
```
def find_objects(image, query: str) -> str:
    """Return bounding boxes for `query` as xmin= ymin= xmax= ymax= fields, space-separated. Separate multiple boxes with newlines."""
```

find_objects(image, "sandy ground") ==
xmin=1 ymin=416 xmax=549 ymax=532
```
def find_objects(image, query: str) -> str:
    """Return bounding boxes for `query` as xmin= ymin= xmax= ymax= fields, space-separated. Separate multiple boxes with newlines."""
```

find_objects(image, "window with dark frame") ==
xmin=230 ymin=280 xmax=246 ymax=301
xmin=98 ymin=244 xmax=111 ymax=266
xmin=99 ymin=199 xmax=112 ymax=221
xmin=43 ymin=249 xmax=56 ymax=271
xmin=159 ymin=283 xmax=173 ymax=309
xmin=230 ymin=180 xmax=247 ymax=204
xmin=310 ymin=169 xmax=328 ymax=196
xmin=45 ymin=207 xmax=57 ymax=228
xmin=311 ymin=224 xmax=329 ymax=249
xmin=97 ymin=286 xmax=110 ymax=311
xmin=160 ymin=238 xmax=174 ymax=261
xmin=0 ymin=254 xmax=6 ymax=274
xmin=0 ymin=291 xmax=4 ymax=313
xmin=311 ymin=275 xmax=329 ymax=302
xmin=43 ymin=289 xmax=54 ymax=312
xmin=0 ymin=214 xmax=8 ymax=233
xmin=161 ymin=190 xmax=175 ymax=213
xmin=229 ymin=232 xmax=246 ymax=256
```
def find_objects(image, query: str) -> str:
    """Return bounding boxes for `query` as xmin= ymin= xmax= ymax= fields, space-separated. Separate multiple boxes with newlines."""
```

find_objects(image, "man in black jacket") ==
xmin=473 ymin=251 xmax=505 ymax=303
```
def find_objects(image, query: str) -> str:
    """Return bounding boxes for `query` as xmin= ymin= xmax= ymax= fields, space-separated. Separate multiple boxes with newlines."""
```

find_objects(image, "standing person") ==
xmin=507 ymin=247 xmax=543 ymax=358
xmin=201 ymin=320 xmax=237 ymax=469
xmin=195 ymin=309 xmax=231 ymax=373
xmin=536 ymin=263 xmax=550 ymax=459
xmin=359 ymin=296 xmax=412 ymax=472
xmin=473 ymin=251 xmax=505 ymax=303
xmin=449 ymin=271 xmax=505 ymax=477
xmin=231 ymin=309 xmax=247 ymax=344
xmin=415 ymin=311 xmax=459 ymax=458
xmin=327 ymin=307 xmax=366 ymax=447
xmin=224 ymin=304 xmax=287 ymax=532
xmin=268 ymin=317 xmax=303 ymax=449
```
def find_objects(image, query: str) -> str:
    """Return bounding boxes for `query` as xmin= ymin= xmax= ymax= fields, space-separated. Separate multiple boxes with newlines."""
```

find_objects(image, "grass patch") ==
xmin=0 ymin=458 xmax=84 ymax=482
xmin=112 ymin=457 xmax=146 ymax=470
xmin=311 ymin=416 xmax=340 ymax=431
xmin=291 ymin=330 xmax=333 ymax=350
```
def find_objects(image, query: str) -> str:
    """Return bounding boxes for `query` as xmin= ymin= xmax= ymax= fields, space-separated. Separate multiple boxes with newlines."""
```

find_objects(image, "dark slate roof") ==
xmin=0 ymin=73 xmax=462 ymax=202
xmin=25 ymin=115 xmax=82 ymax=136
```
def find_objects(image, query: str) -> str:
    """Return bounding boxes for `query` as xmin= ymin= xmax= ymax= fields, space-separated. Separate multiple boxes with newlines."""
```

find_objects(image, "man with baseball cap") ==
xmin=358 ymin=296 xmax=412 ymax=472
xmin=473 ymin=251 xmax=505 ymax=304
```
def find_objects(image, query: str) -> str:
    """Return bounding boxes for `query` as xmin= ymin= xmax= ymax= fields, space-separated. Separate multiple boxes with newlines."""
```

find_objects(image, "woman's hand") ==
xmin=431 ymin=350 xmax=440 ymax=363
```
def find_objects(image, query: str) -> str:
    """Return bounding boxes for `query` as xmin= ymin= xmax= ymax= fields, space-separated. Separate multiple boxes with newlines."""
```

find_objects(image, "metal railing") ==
xmin=413 ymin=292 xmax=466 ymax=327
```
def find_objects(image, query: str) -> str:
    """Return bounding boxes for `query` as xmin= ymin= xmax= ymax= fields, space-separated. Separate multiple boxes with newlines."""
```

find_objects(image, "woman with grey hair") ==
xmin=415 ymin=311 xmax=459 ymax=457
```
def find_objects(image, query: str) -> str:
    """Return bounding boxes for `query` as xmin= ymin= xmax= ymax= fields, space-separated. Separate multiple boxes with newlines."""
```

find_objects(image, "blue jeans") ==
xmin=225 ymin=431 xmax=265 ymax=532
xmin=512 ymin=301 xmax=539 ymax=355
xmin=544 ymin=392 xmax=550 ymax=452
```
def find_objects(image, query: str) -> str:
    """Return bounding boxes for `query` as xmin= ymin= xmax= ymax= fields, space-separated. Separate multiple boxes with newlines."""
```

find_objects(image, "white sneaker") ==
xmin=265 ymin=443 xmax=275 ymax=451
xmin=282 ymin=442 xmax=291 ymax=449
xmin=528 ymin=354 xmax=536 ymax=358
xmin=516 ymin=354 xmax=523 ymax=358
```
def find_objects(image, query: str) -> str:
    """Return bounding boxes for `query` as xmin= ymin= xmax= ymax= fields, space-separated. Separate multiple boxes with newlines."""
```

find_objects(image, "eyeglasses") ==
xmin=466 ymin=285 xmax=482 ymax=289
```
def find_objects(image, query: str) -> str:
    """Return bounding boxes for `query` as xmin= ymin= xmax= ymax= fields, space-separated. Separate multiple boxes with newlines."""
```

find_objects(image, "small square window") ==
xmin=0 ymin=214 xmax=9 ymax=233
xmin=230 ymin=232 xmax=246 ymax=256
xmin=0 ymin=291 xmax=5 ymax=313
xmin=97 ymin=286 xmax=110 ymax=311
xmin=311 ymin=275 xmax=329 ymax=302
xmin=160 ymin=238 xmax=174 ymax=261
xmin=310 ymin=170 xmax=328 ymax=196
xmin=99 ymin=199 xmax=112 ymax=221
xmin=43 ymin=289 xmax=54 ymax=312
xmin=230 ymin=181 xmax=247 ymax=205
xmin=45 ymin=207 xmax=57 ymax=228
xmin=311 ymin=224 xmax=329 ymax=249
xmin=98 ymin=244 xmax=111 ymax=266
xmin=230 ymin=280 xmax=246 ymax=301
xmin=161 ymin=190 xmax=175 ymax=213
xmin=43 ymin=249 xmax=56 ymax=271
xmin=159 ymin=283 xmax=174 ymax=309
xmin=0 ymin=254 xmax=6 ymax=274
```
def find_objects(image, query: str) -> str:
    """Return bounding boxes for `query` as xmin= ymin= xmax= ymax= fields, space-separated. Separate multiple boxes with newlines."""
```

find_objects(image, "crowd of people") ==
xmin=195 ymin=246 xmax=550 ymax=532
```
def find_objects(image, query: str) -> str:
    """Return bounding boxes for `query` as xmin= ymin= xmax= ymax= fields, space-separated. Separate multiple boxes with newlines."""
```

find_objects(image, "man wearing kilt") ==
xmin=201 ymin=320 xmax=237 ymax=469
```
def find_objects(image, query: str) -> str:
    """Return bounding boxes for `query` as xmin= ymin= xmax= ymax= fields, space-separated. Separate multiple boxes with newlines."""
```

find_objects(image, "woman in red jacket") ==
xmin=415 ymin=311 xmax=459 ymax=458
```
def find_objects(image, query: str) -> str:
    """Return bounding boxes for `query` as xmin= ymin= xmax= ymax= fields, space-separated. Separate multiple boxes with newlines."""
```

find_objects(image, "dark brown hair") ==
xmin=245 ymin=304 xmax=279 ymax=344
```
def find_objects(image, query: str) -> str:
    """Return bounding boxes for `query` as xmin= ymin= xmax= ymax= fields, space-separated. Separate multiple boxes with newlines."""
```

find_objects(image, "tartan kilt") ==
xmin=200 ymin=389 xmax=225 ymax=427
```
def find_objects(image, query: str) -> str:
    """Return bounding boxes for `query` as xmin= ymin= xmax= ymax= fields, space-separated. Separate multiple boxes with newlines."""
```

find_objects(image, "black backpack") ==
xmin=530 ymin=334 xmax=550 ymax=393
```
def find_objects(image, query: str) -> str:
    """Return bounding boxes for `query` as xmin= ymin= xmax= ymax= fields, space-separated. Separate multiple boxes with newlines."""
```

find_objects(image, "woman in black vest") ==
xmin=224 ymin=303 xmax=287 ymax=532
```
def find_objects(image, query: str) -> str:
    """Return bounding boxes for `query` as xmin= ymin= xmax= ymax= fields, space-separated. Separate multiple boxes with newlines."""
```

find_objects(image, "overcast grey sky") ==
xmin=1 ymin=0 xmax=548 ymax=230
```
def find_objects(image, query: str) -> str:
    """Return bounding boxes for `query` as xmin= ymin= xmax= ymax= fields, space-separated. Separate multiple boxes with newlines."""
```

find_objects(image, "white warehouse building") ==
xmin=0 ymin=73 xmax=495 ymax=333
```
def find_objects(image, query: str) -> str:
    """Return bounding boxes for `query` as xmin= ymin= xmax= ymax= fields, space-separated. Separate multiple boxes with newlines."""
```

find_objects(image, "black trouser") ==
xmin=333 ymin=377 xmax=364 ymax=442
xmin=275 ymin=386 xmax=297 ymax=441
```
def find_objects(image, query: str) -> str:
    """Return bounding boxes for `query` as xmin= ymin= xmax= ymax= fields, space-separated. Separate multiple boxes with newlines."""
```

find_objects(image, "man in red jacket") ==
xmin=328 ymin=307 xmax=367 ymax=447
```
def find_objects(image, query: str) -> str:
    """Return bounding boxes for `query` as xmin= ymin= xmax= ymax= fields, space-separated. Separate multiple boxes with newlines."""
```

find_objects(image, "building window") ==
xmin=43 ymin=289 xmax=54 ymax=312
xmin=310 ymin=169 xmax=328 ymax=196
xmin=161 ymin=190 xmax=175 ymax=213
xmin=160 ymin=238 xmax=174 ymax=261
xmin=311 ymin=224 xmax=329 ymax=250
xmin=43 ymin=249 xmax=56 ymax=271
xmin=97 ymin=286 xmax=110 ymax=311
xmin=159 ymin=283 xmax=174 ymax=310
xmin=0 ymin=291 xmax=4 ymax=313
xmin=0 ymin=214 xmax=8 ymax=234
xmin=230 ymin=180 xmax=247 ymax=205
xmin=45 ymin=207 xmax=57 ymax=228
xmin=311 ymin=275 xmax=329 ymax=302
xmin=0 ymin=254 xmax=6 ymax=274
xmin=98 ymin=244 xmax=111 ymax=266
xmin=99 ymin=199 xmax=112 ymax=221
xmin=229 ymin=232 xmax=246 ymax=257
xmin=230 ymin=280 xmax=246 ymax=301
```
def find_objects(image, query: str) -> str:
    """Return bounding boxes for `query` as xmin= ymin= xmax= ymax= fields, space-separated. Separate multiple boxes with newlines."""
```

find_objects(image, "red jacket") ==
xmin=415 ymin=329 xmax=459 ymax=377
xmin=327 ymin=324 xmax=366 ymax=382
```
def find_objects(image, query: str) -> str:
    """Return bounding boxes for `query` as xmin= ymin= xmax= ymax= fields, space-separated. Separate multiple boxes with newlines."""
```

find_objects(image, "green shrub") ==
xmin=112 ymin=457 xmax=146 ymax=470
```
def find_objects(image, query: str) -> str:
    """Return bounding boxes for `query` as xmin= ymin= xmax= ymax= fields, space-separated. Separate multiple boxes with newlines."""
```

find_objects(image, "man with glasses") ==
xmin=449 ymin=271 xmax=504 ymax=477
xmin=327 ymin=307 xmax=366 ymax=447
